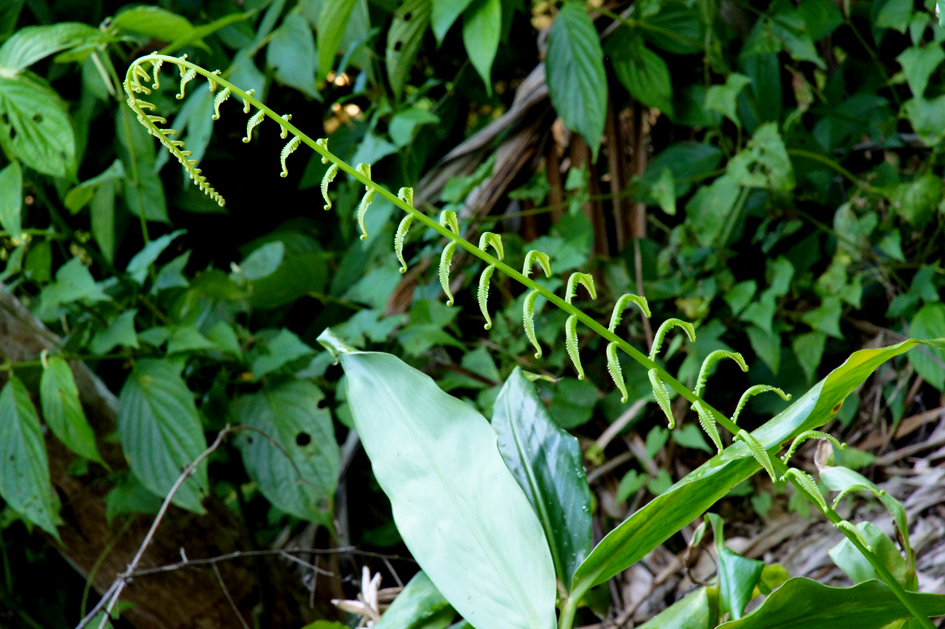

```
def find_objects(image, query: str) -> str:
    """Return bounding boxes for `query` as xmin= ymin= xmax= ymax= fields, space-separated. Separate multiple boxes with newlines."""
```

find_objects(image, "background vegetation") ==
xmin=0 ymin=0 xmax=944 ymax=626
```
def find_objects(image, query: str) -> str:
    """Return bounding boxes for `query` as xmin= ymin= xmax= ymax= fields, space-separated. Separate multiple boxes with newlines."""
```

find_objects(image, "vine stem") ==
xmin=124 ymin=55 xmax=936 ymax=629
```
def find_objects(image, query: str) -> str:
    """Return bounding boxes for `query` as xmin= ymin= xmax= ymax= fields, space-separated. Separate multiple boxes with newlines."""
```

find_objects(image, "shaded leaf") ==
xmin=462 ymin=0 xmax=500 ymax=92
xmin=40 ymin=356 xmax=104 ymax=465
xmin=0 ymin=22 xmax=101 ymax=71
xmin=0 ymin=76 xmax=76 ymax=178
xmin=386 ymin=0 xmax=432 ymax=99
xmin=90 ymin=310 xmax=139 ymax=355
xmin=318 ymin=0 xmax=359 ymax=79
xmin=0 ymin=160 xmax=22 ymax=240
xmin=375 ymin=571 xmax=453 ymax=629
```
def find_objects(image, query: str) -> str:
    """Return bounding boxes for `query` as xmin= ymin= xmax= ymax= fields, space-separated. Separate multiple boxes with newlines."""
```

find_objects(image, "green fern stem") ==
xmin=125 ymin=54 xmax=935 ymax=629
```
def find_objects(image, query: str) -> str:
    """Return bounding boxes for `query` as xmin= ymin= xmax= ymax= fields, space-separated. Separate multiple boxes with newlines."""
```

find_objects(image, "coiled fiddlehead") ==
xmin=691 ymin=351 xmax=748 ymax=454
xmin=781 ymin=430 xmax=847 ymax=464
xmin=437 ymin=210 xmax=462 ymax=307
xmin=831 ymin=484 xmax=886 ymax=509
xmin=731 ymin=385 xmax=792 ymax=424
xmin=476 ymin=233 xmax=504 ymax=330
xmin=780 ymin=468 xmax=827 ymax=512
xmin=649 ymin=368 xmax=675 ymax=428
xmin=646 ymin=318 xmax=695 ymax=430
xmin=564 ymin=273 xmax=596 ymax=380
xmin=649 ymin=318 xmax=696 ymax=362
xmin=394 ymin=188 xmax=415 ymax=273
xmin=522 ymin=251 xmax=552 ymax=359
xmin=735 ymin=429 xmax=776 ymax=481
xmin=355 ymin=163 xmax=374 ymax=240
xmin=280 ymin=135 xmax=302 ymax=178
xmin=606 ymin=294 xmax=650 ymax=403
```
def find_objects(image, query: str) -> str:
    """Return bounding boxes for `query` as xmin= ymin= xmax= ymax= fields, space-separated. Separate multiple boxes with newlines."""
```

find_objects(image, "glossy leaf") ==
xmin=0 ymin=376 xmax=61 ymax=537
xmin=375 ymin=571 xmax=453 ymax=629
xmin=118 ymin=359 xmax=209 ymax=513
xmin=571 ymin=339 xmax=939 ymax=593
xmin=462 ymin=0 xmax=500 ymax=92
xmin=40 ymin=356 xmax=104 ymax=465
xmin=432 ymin=0 xmax=474 ymax=42
xmin=705 ymin=514 xmax=764 ymax=620
xmin=717 ymin=578 xmax=945 ymax=629
xmin=828 ymin=522 xmax=915 ymax=591
xmin=492 ymin=367 xmax=592 ymax=590
xmin=636 ymin=586 xmax=716 ymax=629
xmin=546 ymin=2 xmax=607 ymax=159
xmin=327 ymin=338 xmax=557 ymax=629
xmin=233 ymin=380 xmax=338 ymax=526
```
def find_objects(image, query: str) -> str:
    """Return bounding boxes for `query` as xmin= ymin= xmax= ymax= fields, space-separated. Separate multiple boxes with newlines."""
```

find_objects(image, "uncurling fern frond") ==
xmin=243 ymin=110 xmax=265 ymax=143
xmin=607 ymin=342 xmax=628 ymax=402
xmin=440 ymin=210 xmax=460 ymax=235
xmin=479 ymin=232 xmax=504 ymax=260
xmin=479 ymin=264 xmax=497 ymax=330
xmin=440 ymin=242 xmax=458 ymax=306
xmin=241 ymin=89 xmax=256 ymax=113
xmin=355 ymin=163 xmax=374 ymax=240
xmin=523 ymin=291 xmax=544 ymax=359
xmin=781 ymin=430 xmax=847 ymax=464
xmin=609 ymin=294 xmax=651 ymax=332
xmin=832 ymin=484 xmax=886 ymax=509
xmin=649 ymin=369 xmax=675 ymax=429
xmin=780 ymin=468 xmax=827 ymax=512
xmin=177 ymin=64 xmax=196 ymax=99
xmin=565 ymin=272 xmax=596 ymax=304
xmin=837 ymin=521 xmax=872 ymax=551
xmin=649 ymin=318 xmax=696 ymax=361
xmin=735 ymin=430 xmax=776 ymax=481
xmin=322 ymin=164 xmax=339 ymax=211
xmin=566 ymin=315 xmax=584 ymax=380
xmin=279 ymin=114 xmax=293 ymax=139
xmin=212 ymin=87 xmax=231 ymax=120
xmin=523 ymin=250 xmax=551 ymax=278
xmin=694 ymin=350 xmax=748 ymax=397
xmin=395 ymin=215 xmax=413 ymax=273
xmin=692 ymin=400 xmax=724 ymax=455
xmin=732 ymin=385 xmax=791 ymax=424
xmin=280 ymin=135 xmax=302 ymax=178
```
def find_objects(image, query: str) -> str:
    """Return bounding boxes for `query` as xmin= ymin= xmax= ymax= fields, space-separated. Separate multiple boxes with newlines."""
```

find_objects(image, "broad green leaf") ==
xmin=891 ymin=174 xmax=942 ymax=229
xmin=317 ymin=0 xmax=358 ymax=79
xmin=123 ymin=169 xmax=169 ymax=223
xmin=125 ymin=229 xmax=186 ymax=284
xmin=768 ymin=0 xmax=825 ymax=68
xmin=40 ymin=356 xmax=104 ymax=465
xmin=35 ymin=257 xmax=109 ymax=320
xmin=112 ymin=6 xmax=195 ymax=43
xmin=152 ymin=251 xmax=191 ymax=293
xmin=0 ymin=376 xmax=61 ymax=537
xmin=801 ymin=296 xmax=842 ymax=338
xmin=638 ymin=0 xmax=704 ymax=55
xmin=0 ymin=76 xmax=76 ymax=178
xmin=792 ymin=331 xmax=826 ymax=383
xmin=250 ymin=329 xmax=315 ymax=379
xmin=325 ymin=339 xmax=557 ymax=629
xmin=797 ymin=0 xmax=843 ymax=40
xmin=267 ymin=14 xmax=319 ymax=98
xmin=705 ymin=73 xmax=751 ymax=127
xmin=432 ymin=0 xmax=475 ymax=42
xmin=727 ymin=123 xmax=794 ymax=191
xmin=389 ymin=108 xmax=441 ymax=147
xmin=609 ymin=37 xmax=674 ymax=117
xmin=91 ymin=180 xmax=117 ymax=263
xmin=233 ymin=380 xmax=338 ymax=526
xmin=897 ymin=45 xmax=945 ymax=98
xmin=104 ymin=472 xmax=162 ymax=523
xmin=0 ymin=22 xmax=100 ymax=71
xmin=546 ymin=2 xmax=607 ymax=159
xmin=716 ymin=578 xmax=945 ymax=629
xmin=249 ymin=251 xmax=327 ymax=308
xmin=170 ymin=90 xmax=214 ymax=177
xmin=64 ymin=158 xmax=125 ymax=214
xmin=637 ymin=586 xmax=716 ymax=629
xmin=705 ymin=514 xmax=764 ymax=620
xmin=902 ymin=95 xmax=945 ymax=145
xmin=643 ymin=142 xmax=723 ymax=197
xmin=829 ymin=522 xmax=915 ymax=590
xmin=571 ymin=339 xmax=938 ymax=593
xmin=686 ymin=173 xmax=741 ymax=247
xmin=375 ymin=571 xmax=453 ymax=629
xmin=90 ymin=310 xmax=139 ymax=355
xmin=673 ymin=424 xmax=712 ymax=454
xmin=385 ymin=0 xmax=432 ymax=99
xmin=239 ymin=241 xmax=285 ymax=280
xmin=167 ymin=327 xmax=216 ymax=354
xmin=462 ymin=0 xmax=500 ymax=93
xmin=206 ymin=321 xmax=242 ymax=357
xmin=118 ymin=359 xmax=209 ymax=513
xmin=747 ymin=326 xmax=780 ymax=375
xmin=492 ymin=367 xmax=593 ymax=590
xmin=908 ymin=304 xmax=945 ymax=390
xmin=0 ymin=160 xmax=22 ymax=240
xmin=649 ymin=167 xmax=677 ymax=215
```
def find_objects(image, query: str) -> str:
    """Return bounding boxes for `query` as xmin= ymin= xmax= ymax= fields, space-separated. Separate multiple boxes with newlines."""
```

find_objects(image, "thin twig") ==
xmin=211 ymin=563 xmax=251 ymax=629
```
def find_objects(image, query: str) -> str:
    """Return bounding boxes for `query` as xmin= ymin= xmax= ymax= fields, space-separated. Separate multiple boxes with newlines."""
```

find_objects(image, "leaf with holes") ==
xmin=322 ymin=334 xmax=557 ymax=629
xmin=118 ymin=359 xmax=209 ymax=513
xmin=233 ymin=380 xmax=339 ymax=527
xmin=0 ymin=76 xmax=76 ymax=178
xmin=492 ymin=367 xmax=592 ymax=591
xmin=40 ymin=356 xmax=104 ymax=465
xmin=0 ymin=376 xmax=61 ymax=538
xmin=386 ymin=0 xmax=432 ymax=99
xmin=546 ymin=2 xmax=607 ymax=159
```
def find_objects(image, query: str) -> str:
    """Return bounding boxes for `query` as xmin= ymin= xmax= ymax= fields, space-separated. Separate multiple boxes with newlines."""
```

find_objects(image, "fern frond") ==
xmin=479 ymin=265 xmax=497 ymax=329
xmin=440 ymin=210 xmax=460 ymax=235
xmin=832 ymin=484 xmax=886 ymax=509
xmin=565 ymin=272 xmax=596 ymax=304
xmin=736 ymin=430 xmax=776 ymax=481
xmin=398 ymin=187 xmax=414 ymax=207
xmin=212 ymin=87 xmax=231 ymax=120
xmin=692 ymin=401 xmax=724 ymax=455
xmin=523 ymin=291 xmax=543 ymax=359
xmin=607 ymin=342 xmax=629 ymax=402
xmin=609 ymin=294 xmax=651 ymax=331
xmin=243 ymin=110 xmax=265 ymax=143
xmin=395 ymin=215 xmax=413 ymax=273
xmin=241 ymin=89 xmax=256 ymax=113
xmin=523 ymin=250 xmax=551 ymax=278
xmin=321 ymin=163 xmax=339 ymax=211
xmin=279 ymin=114 xmax=292 ymax=139
xmin=780 ymin=468 xmax=828 ymax=511
xmin=177 ymin=66 xmax=196 ymax=100
xmin=695 ymin=350 xmax=748 ymax=397
xmin=566 ymin=315 xmax=584 ymax=380
xmin=440 ymin=242 xmax=458 ymax=306
xmin=836 ymin=521 xmax=873 ymax=551
xmin=732 ymin=385 xmax=791 ymax=424
xmin=280 ymin=135 xmax=302 ymax=178
xmin=781 ymin=430 xmax=847 ymax=464
xmin=356 ymin=189 xmax=376 ymax=240
xmin=649 ymin=318 xmax=697 ymax=361
xmin=149 ymin=58 xmax=163 ymax=88
xmin=317 ymin=138 xmax=330 ymax=163
xmin=478 ymin=232 xmax=504 ymax=260
xmin=649 ymin=368 xmax=675 ymax=429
